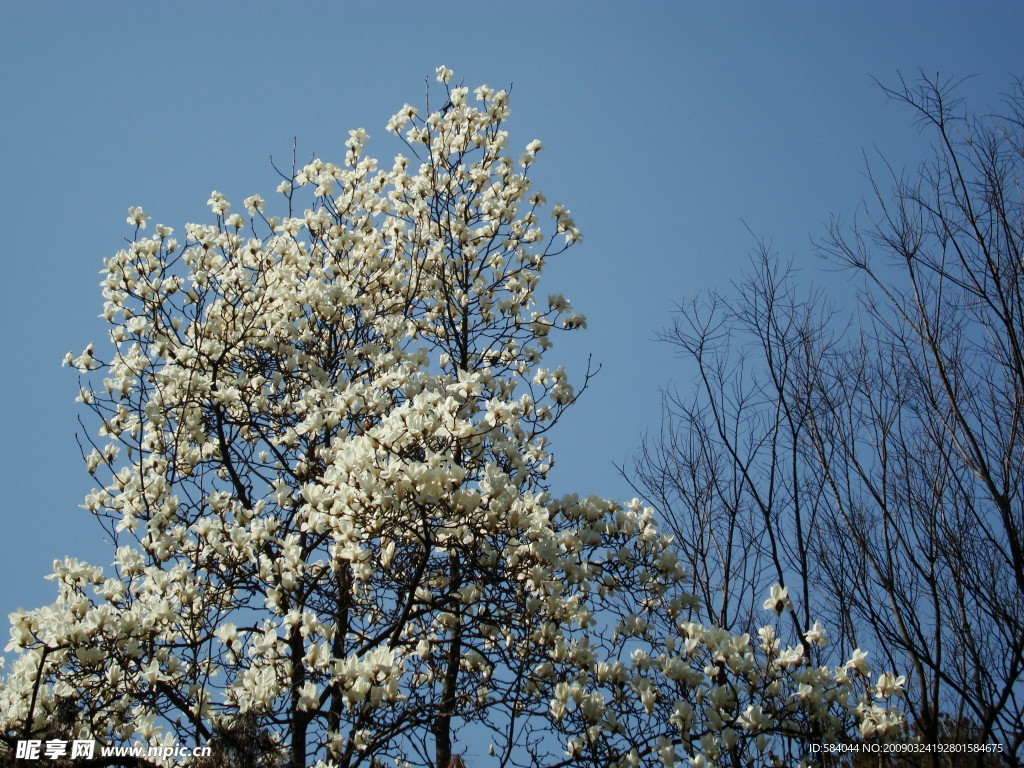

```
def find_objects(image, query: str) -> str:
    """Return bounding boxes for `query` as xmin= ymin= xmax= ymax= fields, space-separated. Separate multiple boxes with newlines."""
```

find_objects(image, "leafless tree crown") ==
xmin=631 ymin=72 xmax=1024 ymax=767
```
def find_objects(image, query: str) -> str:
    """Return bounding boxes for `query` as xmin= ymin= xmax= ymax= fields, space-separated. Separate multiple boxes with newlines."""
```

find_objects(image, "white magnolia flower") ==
xmin=243 ymin=194 xmax=265 ymax=215
xmin=763 ymin=583 xmax=792 ymax=614
xmin=804 ymin=620 xmax=828 ymax=647
xmin=126 ymin=206 xmax=150 ymax=228
xmin=848 ymin=648 xmax=872 ymax=675
xmin=875 ymin=671 xmax=906 ymax=698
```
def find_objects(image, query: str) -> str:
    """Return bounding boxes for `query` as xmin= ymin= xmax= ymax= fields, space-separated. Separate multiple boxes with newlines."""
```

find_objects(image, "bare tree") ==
xmin=631 ymin=73 xmax=1024 ymax=767
xmin=629 ymin=253 xmax=840 ymax=647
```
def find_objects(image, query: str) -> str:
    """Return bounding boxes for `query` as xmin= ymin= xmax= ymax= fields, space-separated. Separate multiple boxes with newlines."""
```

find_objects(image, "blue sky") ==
xmin=0 ymin=1 xmax=1021 ymax=635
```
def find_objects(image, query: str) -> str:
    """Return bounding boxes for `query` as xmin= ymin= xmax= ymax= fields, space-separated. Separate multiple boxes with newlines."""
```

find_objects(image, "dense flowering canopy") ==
xmin=0 ymin=68 xmax=901 ymax=768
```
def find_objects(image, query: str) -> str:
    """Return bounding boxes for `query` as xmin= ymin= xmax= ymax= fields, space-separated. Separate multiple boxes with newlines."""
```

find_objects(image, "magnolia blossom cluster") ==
xmin=536 ymin=575 xmax=904 ymax=768
xmin=1 ymin=68 xmax=901 ymax=768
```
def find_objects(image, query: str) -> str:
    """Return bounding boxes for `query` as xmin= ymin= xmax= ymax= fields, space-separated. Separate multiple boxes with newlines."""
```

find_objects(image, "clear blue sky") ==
xmin=1 ymin=1 xmax=1020 ymax=633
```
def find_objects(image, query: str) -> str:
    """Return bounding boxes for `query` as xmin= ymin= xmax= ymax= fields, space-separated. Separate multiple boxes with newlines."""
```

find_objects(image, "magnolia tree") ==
xmin=1 ymin=68 xmax=901 ymax=768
